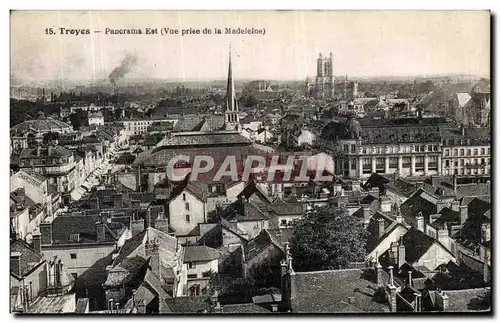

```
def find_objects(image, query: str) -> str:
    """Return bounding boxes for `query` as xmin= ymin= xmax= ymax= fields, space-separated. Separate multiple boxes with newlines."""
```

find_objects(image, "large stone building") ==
xmin=314 ymin=52 xmax=335 ymax=99
xmin=322 ymin=116 xmax=444 ymax=179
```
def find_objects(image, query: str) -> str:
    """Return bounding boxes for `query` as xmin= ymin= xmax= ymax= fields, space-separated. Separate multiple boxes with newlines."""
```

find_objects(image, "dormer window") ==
xmin=69 ymin=233 xmax=80 ymax=242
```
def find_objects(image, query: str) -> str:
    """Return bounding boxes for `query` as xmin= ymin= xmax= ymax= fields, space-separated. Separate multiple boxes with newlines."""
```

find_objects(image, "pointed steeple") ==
xmin=224 ymin=45 xmax=240 ymax=132
xmin=226 ymin=45 xmax=238 ymax=112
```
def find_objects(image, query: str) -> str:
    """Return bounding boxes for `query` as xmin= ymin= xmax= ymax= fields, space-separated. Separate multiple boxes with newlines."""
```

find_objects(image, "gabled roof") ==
xmin=455 ymin=93 xmax=472 ymax=107
xmin=400 ymin=189 xmax=439 ymax=226
xmin=221 ymin=199 xmax=270 ymax=223
xmin=170 ymin=181 xmax=208 ymax=203
xmin=243 ymin=230 xmax=283 ymax=261
xmin=402 ymin=227 xmax=443 ymax=265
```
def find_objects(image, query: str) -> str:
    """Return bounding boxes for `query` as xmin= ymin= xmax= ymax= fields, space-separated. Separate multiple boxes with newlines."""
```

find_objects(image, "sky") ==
xmin=10 ymin=10 xmax=490 ymax=84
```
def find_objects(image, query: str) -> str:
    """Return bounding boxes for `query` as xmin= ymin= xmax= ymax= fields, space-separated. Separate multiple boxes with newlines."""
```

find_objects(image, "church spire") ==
xmin=226 ymin=45 xmax=238 ymax=112
xmin=223 ymin=45 xmax=240 ymax=132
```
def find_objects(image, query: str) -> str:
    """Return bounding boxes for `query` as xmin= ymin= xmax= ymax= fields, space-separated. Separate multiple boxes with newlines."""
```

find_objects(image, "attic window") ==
xmin=69 ymin=233 xmax=80 ymax=242
xmin=182 ymin=193 xmax=187 ymax=201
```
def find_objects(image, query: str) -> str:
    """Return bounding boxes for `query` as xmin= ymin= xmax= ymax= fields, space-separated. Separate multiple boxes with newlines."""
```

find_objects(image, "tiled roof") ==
xmin=10 ymin=239 xmax=44 ymax=277
xmin=169 ymin=181 xmax=208 ymax=203
xmin=19 ymin=146 xmax=72 ymax=159
xmin=266 ymin=228 xmax=295 ymax=249
xmin=165 ymin=296 xmax=210 ymax=313
xmin=11 ymin=115 xmax=72 ymax=134
xmin=156 ymin=133 xmax=252 ymax=148
xmin=441 ymin=288 xmax=490 ymax=312
xmin=291 ymin=268 xmax=389 ymax=313
xmin=222 ymin=303 xmax=272 ymax=313
xmin=50 ymin=214 xmax=128 ymax=244
xmin=221 ymin=199 xmax=270 ymax=223
xmin=183 ymin=245 xmax=220 ymax=262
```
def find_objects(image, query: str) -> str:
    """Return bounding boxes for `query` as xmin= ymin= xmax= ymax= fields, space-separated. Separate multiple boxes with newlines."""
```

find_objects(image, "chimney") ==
xmin=459 ymin=205 xmax=468 ymax=225
xmin=408 ymin=271 xmax=412 ymax=286
xmin=413 ymin=292 xmax=422 ymax=312
xmin=351 ymin=180 xmax=361 ymax=192
xmin=387 ymin=266 xmax=398 ymax=312
xmin=481 ymin=223 xmax=490 ymax=243
xmin=451 ymin=200 xmax=459 ymax=212
xmin=10 ymin=252 xmax=22 ymax=277
xmin=32 ymin=231 xmax=41 ymax=254
xmin=96 ymin=221 xmax=106 ymax=242
xmin=437 ymin=224 xmax=450 ymax=249
xmin=452 ymin=174 xmax=457 ymax=193
xmin=40 ymin=222 xmax=53 ymax=245
xmin=415 ymin=182 xmax=424 ymax=191
xmin=271 ymin=304 xmax=279 ymax=312
xmin=397 ymin=239 xmax=406 ymax=269
xmin=57 ymin=259 xmax=63 ymax=286
xmin=154 ymin=217 xmax=169 ymax=234
xmin=145 ymin=240 xmax=160 ymax=274
xmin=131 ymin=219 xmax=145 ymax=236
xmin=416 ymin=213 xmax=424 ymax=232
xmin=435 ymin=290 xmax=449 ymax=312
xmin=376 ymin=262 xmax=383 ymax=286
xmin=347 ymin=297 xmax=356 ymax=305
xmin=363 ymin=205 xmax=371 ymax=224
xmin=388 ymin=266 xmax=394 ymax=286
xmin=377 ymin=218 xmax=385 ymax=239
xmin=379 ymin=196 xmax=392 ymax=213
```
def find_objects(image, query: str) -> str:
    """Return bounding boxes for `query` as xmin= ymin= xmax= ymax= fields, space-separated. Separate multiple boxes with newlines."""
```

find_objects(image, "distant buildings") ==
xmin=312 ymin=53 xmax=335 ymax=100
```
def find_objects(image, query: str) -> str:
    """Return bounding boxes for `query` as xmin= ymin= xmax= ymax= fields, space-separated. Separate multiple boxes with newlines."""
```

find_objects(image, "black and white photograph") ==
xmin=9 ymin=10 xmax=491 ymax=314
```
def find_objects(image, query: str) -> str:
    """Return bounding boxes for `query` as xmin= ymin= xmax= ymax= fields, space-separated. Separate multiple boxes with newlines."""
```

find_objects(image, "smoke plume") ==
xmin=109 ymin=53 xmax=138 ymax=84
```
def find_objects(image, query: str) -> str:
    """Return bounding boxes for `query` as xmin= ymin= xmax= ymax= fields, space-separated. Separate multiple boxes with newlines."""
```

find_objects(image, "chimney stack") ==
xmin=408 ymin=271 xmax=412 ymax=286
xmin=481 ymin=223 xmax=490 ymax=243
xmin=10 ymin=252 xmax=22 ymax=277
xmin=437 ymin=224 xmax=450 ymax=250
xmin=379 ymin=196 xmax=392 ymax=213
xmin=96 ymin=221 xmax=106 ymax=242
xmin=451 ymin=200 xmax=460 ymax=212
xmin=435 ymin=290 xmax=449 ymax=312
xmin=416 ymin=213 xmax=424 ymax=232
xmin=397 ymin=239 xmax=406 ymax=269
xmin=459 ymin=205 xmax=468 ymax=225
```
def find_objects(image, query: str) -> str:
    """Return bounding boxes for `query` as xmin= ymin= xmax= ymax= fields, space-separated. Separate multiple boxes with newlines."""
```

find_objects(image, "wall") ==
xmin=415 ymin=243 xmax=456 ymax=271
xmin=10 ymin=262 xmax=47 ymax=302
xmin=42 ymin=244 xmax=116 ymax=277
xmin=169 ymin=191 xmax=206 ymax=236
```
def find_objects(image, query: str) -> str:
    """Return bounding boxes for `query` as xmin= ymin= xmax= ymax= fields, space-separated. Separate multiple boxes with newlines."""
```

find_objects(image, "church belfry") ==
xmin=314 ymin=52 xmax=335 ymax=99
xmin=224 ymin=46 xmax=241 ymax=131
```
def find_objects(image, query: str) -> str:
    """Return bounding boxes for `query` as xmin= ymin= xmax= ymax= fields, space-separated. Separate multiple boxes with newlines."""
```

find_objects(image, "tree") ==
xmin=289 ymin=203 xmax=367 ymax=272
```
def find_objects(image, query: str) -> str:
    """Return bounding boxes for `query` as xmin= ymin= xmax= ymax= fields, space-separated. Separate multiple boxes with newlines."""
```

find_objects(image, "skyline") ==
xmin=11 ymin=10 xmax=490 ymax=85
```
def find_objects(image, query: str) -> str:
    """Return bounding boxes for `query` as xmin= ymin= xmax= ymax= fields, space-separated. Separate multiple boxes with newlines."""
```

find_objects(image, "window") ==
xmin=69 ymin=233 xmax=80 ymax=242
xmin=187 ymin=274 xmax=198 ymax=279
xmin=428 ymin=156 xmax=438 ymax=170
xmin=402 ymin=157 xmax=411 ymax=168
xmin=415 ymin=156 xmax=424 ymax=170
xmin=389 ymin=157 xmax=398 ymax=169
xmin=71 ymin=273 xmax=78 ymax=279
xmin=473 ymin=149 xmax=478 ymax=155
xmin=351 ymin=160 xmax=357 ymax=170
xmin=481 ymin=158 xmax=485 ymax=165
xmin=362 ymin=148 xmax=367 ymax=154
xmin=445 ymin=160 xmax=450 ymax=167
xmin=375 ymin=158 xmax=385 ymax=173
xmin=460 ymin=159 xmax=464 ymax=166
xmin=281 ymin=219 xmax=287 ymax=226
xmin=185 ymin=203 xmax=190 ymax=211
xmin=362 ymin=158 xmax=371 ymax=174
xmin=467 ymin=149 xmax=471 ymax=156
xmin=185 ymin=214 xmax=190 ymax=222
xmin=481 ymin=148 xmax=485 ymax=155
xmin=351 ymin=144 xmax=356 ymax=153
xmin=454 ymin=161 xmax=458 ymax=167
xmin=70 ymin=253 xmax=77 ymax=259
xmin=460 ymin=149 xmax=464 ymax=156
xmin=453 ymin=149 xmax=458 ymax=156
xmin=188 ymin=262 xmax=195 ymax=269
xmin=343 ymin=144 xmax=349 ymax=153
xmin=182 ymin=193 xmax=186 ymax=201
xmin=202 ymin=271 xmax=212 ymax=278
xmin=445 ymin=149 xmax=450 ymax=156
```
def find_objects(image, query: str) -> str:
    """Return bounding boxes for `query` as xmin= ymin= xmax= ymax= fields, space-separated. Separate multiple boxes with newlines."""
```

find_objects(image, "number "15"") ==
xmin=45 ymin=28 xmax=55 ymax=35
